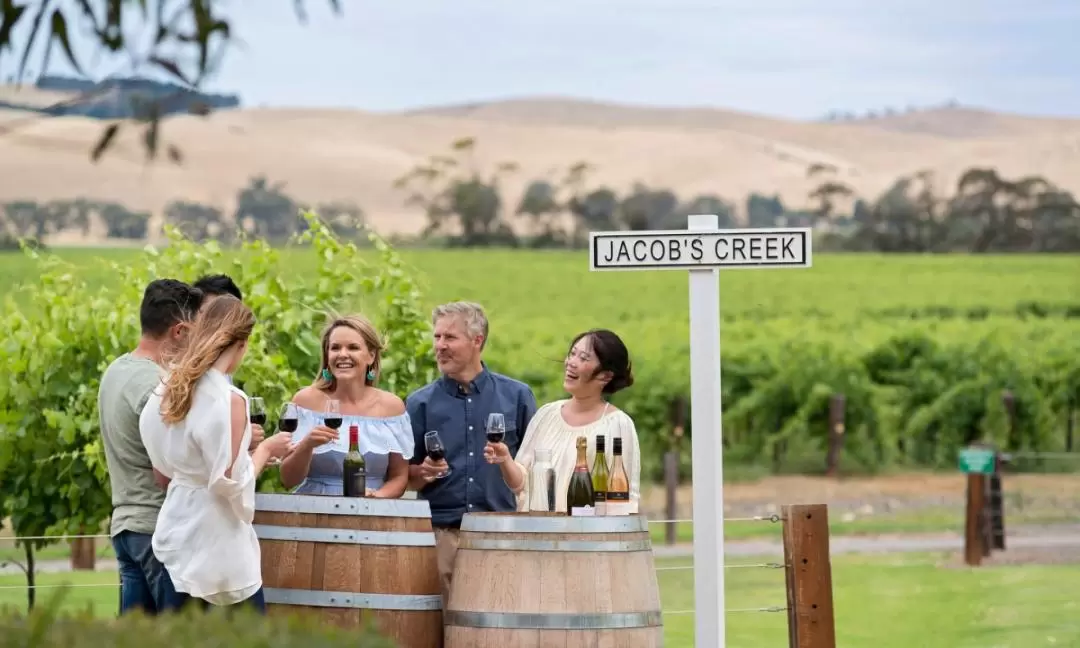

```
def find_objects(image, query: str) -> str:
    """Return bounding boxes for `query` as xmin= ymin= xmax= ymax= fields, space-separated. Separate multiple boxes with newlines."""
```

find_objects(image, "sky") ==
xmin=5 ymin=0 xmax=1079 ymax=120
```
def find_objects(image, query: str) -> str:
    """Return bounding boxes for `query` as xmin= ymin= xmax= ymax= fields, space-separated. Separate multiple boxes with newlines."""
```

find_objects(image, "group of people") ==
xmin=98 ymin=273 xmax=643 ymax=617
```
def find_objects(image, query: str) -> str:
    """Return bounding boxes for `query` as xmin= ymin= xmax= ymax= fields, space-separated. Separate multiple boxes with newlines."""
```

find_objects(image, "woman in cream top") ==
xmin=487 ymin=328 xmax=642 ymax=513
xmin=140 ymin=295 xmax=293 ymax=610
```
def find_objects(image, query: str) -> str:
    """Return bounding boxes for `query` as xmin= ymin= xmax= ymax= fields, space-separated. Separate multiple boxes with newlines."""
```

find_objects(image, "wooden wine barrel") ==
xmin=254 ymin=494 xmax=443 ymax=647
xmin=444 ymin=512 xmax=663 ymax=647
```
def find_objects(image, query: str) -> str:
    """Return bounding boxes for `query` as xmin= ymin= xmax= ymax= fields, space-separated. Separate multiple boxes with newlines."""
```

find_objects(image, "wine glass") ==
xmin=249 ymin=397 xmax=267 ymax=427
xmin=278 ymin=402 xmax=299 ymax=433
xmin=486 ymin=413 xmax=505 ymax=444
xmin=424 ymin=431 xmax=451 ymax=478
xmin=324 ymin=399 xmax=342 ymax=430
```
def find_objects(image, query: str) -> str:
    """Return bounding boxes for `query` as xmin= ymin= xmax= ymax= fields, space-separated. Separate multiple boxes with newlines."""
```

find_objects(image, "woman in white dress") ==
xmin=140 ymin=295 xmax=293 ymax=612
xmin=487 ymin=328 xmax=641 ymax=513
xmin=278 ymin=314 xmax=413 ymax=498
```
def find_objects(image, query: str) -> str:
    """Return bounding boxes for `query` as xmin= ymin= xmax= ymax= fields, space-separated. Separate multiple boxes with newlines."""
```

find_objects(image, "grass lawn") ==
xmin=1 ymin=553 xmax=1078 ymax=647
xmin=2 ymin=502 xmax=1069 ymax=565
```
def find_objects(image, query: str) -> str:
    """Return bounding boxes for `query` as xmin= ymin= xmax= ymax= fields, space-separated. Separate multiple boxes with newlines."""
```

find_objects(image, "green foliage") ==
xmin=0 ymin=211 xmax=436 ymax=556
xmin=0 ymin=587 xmax=396 ymax=647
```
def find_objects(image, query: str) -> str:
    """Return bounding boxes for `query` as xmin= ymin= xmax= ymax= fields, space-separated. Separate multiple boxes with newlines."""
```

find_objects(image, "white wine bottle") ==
xmin=606 ymin=437 xmax=630 ymax=515
xmin=591 ymin=434 xmax=610 ymax=515
xmin=565 ymin=436 xmax=595 ymax=516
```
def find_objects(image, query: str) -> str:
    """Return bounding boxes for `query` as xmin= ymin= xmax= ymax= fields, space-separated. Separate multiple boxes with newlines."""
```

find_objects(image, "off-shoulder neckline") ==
xmin=295 ymin=404 xmax=409 ymax=423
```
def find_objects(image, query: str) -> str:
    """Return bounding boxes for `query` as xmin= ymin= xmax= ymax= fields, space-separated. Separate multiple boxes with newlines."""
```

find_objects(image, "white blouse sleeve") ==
xmin=613 ymin=413 xmax=643 ymax=513
xmin=363 ymin=413 xmax=415 ymax=460
xmin=192 ymin=390 xmax=256 ymax=523
xmin=513 ymin=403 xmax=556 ymax=510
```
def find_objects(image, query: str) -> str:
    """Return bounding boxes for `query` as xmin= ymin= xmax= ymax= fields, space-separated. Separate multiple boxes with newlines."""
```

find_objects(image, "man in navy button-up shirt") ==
xmin=406 ymin=301 xmax=537 ymax=601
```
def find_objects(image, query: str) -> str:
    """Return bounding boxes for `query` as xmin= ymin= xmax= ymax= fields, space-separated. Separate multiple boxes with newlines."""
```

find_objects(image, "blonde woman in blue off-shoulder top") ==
xmin=278 ymin=315 xmax=413 ymax=498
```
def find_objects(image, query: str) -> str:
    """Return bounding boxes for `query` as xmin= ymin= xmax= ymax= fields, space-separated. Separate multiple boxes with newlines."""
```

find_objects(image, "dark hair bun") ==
xmin=604 ymin=362 xmax=634 ymax=395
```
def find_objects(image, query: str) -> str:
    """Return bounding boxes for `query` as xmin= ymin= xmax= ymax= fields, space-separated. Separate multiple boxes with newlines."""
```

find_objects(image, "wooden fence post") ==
xmin=663 ymin=452 xmax=678 ymax=545
xmin=964 ymin=472 xmax=986 ymax=566
xmin=70 ymin=537 xmax=96 ymax=571
xmin=989 ymin=452 xmax=1005 ymax=551
xmin=782 ymin=504 xmax=836 ymax=648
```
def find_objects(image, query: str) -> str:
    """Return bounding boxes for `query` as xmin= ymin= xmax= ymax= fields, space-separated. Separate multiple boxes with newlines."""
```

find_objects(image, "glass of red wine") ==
xmin=486 ymin=413 xmax=505 ymax=444
xmin=249 ymin=397 xmax=267 ymax=427
xmin=266 ymin=402 xmax=299 ymax=466
xmin=278 ymin=402 xmax=299 ymax=434
xmin=485 ymin=413 xmax=505 ymax=464
xmin=324 ymin=399 xmax=343 ymax=430
xmin=424 ymin=430 xmax=451 ymax=478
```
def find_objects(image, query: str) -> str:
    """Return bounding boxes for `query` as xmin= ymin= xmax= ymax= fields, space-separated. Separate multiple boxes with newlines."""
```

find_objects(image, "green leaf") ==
xmin=48 ymin=8 xmax=81 ymax=75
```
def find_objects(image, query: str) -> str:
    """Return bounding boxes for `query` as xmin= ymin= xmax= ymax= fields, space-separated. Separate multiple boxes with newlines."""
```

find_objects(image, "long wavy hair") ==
xmin=160 ymin=295 xmax=255 ymax=424
xmin=314 ymin=314 xmax=384 ymax=391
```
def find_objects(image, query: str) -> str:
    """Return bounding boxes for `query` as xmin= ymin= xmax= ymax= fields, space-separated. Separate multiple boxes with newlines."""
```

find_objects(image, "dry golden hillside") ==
xmin=2 ymin=93 xmax=1079 ymax=240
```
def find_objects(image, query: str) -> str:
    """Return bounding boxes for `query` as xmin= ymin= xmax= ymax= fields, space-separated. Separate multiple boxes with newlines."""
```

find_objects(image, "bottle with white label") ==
xmin=605 ymin=437 xmax=631 ymax=515
xmin=565 ymin=436 xmax=595 ymax=516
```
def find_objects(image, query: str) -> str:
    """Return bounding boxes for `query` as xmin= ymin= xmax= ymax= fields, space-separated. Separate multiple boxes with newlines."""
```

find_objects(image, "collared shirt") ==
xmin=406 ymin=364 xmax=538 ymax=528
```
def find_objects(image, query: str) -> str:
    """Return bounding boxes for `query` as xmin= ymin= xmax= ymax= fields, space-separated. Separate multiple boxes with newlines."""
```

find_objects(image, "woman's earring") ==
xmin=321 ymin=368 xmax=332 ymax=381
xmin=366 ymin=368 xmax=376 ymax=382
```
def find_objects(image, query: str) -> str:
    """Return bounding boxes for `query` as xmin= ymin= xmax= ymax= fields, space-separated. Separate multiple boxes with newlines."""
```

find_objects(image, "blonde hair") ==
xmin=314 ymin=314 xmax=384 ymax=390
xmin=160 ymin=295 xmax=255 ymax=424
xmin=432 ymin=301 xmax=488 ymax=350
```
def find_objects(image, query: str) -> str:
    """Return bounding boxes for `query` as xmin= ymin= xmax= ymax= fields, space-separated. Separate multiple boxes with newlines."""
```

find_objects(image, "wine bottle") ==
xmin=606 ymin=437 xmax=631 ymax=516
xmin=342 ymin=425 xmax=367 ymax=497
xmin=591 ymin=434 xmax=610 ymax=515
xmin=565 ymin=436 xmax=595 ymax=516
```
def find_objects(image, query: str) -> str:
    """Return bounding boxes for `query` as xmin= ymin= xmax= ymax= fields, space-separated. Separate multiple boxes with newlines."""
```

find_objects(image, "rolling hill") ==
xmin=2 ymin=91 xmax=1079 ymax=242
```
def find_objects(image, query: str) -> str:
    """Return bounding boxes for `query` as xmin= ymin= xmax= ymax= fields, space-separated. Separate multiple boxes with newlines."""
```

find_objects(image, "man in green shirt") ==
xmin=99 ymin=278 xmax=204 ymax=615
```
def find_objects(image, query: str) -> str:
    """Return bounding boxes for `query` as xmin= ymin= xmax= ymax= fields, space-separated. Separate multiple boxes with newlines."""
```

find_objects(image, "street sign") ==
xmin=959 ymin=447 xmax=996 ymax=474
xmin=589 ymin=227 xmax=812 ymax=271
xmin=588 ymin=217 xmax=813 ymax=648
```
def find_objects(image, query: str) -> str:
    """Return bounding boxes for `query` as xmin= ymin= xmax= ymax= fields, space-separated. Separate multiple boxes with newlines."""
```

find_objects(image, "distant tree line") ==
xmin=820 ymin=99 xmax=962 ymax=122
xmin=0 ymin=176 xmax=363 ymax=250
xmin=3 ymin=139 xmax=1078 ymax=254
xmin=393 ymin=138 xmax=1080 ymax=253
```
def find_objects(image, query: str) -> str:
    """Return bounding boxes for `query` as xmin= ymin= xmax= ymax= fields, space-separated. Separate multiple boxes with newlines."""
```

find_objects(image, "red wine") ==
xmin=428 ymin=449 xmax=446 ymax=462
xmin=250 ymin=413 xmax=266 ymax=426
xmin=278 ymin=418 xmax=298 ymax=433
xmin=486 ymin=431 xmax=504 ymax=444
xmin=324 ymin=417 xmax=343 ymax=430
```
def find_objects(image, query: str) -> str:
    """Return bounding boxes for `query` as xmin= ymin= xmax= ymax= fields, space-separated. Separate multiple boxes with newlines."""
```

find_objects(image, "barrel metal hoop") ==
xmin=263 ymin=587 xmax=442 ymax=611
xmin=460 ymin=514 xmax=648 ymax=534
xmin=255 ymin=493 xmax=431 ymax=518
xmin=457 ymin=537 xmax=651 ymax=553
xmin=254 ymin=524 xmax=436 ymax=547
xmin=443 ymin=610 xmax=663 ymax=630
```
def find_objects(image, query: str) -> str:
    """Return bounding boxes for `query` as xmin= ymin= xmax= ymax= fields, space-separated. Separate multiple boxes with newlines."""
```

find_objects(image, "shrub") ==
xmin=0 ymin=588 xmax=397 ymax=647
xmin=0 ymin=211 xmax=437 ymax=563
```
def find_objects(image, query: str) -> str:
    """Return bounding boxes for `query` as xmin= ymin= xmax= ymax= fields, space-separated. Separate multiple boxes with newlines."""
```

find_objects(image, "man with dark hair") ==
xmin=193 ymin=274 xmax=243 ymax=301
xmin=99 ymin=278 xmax=205 ymax=615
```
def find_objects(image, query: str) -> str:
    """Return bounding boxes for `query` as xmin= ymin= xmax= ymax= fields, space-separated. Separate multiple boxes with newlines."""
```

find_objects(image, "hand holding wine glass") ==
xmin=248 ymin=397 xmax=267 ymax=452
xmin=483 ymin=413 xmax=509 ymax=465
xmin=423 ymin=430 xmax=451 ymax=480
xmin=298 ymin=398 xmax=342 ymax=451
xmin=267 ymin=402 xmax=300 ymax=466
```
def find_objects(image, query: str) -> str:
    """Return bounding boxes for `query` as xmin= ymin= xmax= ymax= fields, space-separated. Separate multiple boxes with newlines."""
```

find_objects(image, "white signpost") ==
xmin=588 ymin=216 xmax=813 ymax=648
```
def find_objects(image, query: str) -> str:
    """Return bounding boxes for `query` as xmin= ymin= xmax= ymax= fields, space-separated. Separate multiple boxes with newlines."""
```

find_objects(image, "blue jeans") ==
xmin=111 ymin=530 xmax=193 ymax=615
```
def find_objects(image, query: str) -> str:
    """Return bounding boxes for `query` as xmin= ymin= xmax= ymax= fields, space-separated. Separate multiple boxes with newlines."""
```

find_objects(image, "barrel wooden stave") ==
xmin=255 ymin=495 xmax=442 ymax=648
xmin=445 ymin=513 xmax=663 ymax=648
